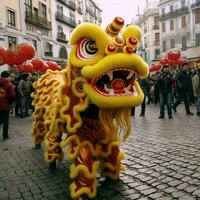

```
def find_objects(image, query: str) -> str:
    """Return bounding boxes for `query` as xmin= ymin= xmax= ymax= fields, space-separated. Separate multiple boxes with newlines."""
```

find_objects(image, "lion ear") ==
xmin=70 ymin=23 xmax=109 ymax=45
xmin=122 ymin=25 xmax=142 ymax=43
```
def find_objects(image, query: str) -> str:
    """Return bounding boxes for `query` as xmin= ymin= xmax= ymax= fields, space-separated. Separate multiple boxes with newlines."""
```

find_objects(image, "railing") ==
xmin=56 ymin=12 xmax=76 ymax=28
xmin=25 ymin=11 xmax=51 ymax=30
xmin=159 ymin=6 xmax=189 ymax=21
xmin=77 ymin=6 xmax=83 ymax=14
xmin=98 ymin=17 xmax=102 ymax=23
xmin=152 ymin=25 xmax=159 ymax=30
xmin=154 ymin=41 xmax=160 ymax=46
xmin=57 ymin=32 xmax=68 ymax=43
xmin=56 ymin=0 xmax=76 ymax=11
xmin=191 ymin=1 xmax=200 ymax=9
xmin=44 ymin=52 xmax=53 ymax=57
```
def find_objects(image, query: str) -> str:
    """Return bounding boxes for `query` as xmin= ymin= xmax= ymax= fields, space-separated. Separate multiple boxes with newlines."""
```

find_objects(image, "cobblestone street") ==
xmin=0 ymin=104 xmax=200 ymax=200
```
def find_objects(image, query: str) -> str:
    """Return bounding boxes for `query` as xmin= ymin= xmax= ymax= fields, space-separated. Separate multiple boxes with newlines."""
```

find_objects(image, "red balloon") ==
xmin=0 ymin=46 xmax=6 ymax=65
xmin=160 ymin=58 xmax=167 ymax=65
xmin=40 ymin=63 xmax=49 ymax=73
xmin=176 ymin=58 xmax=186 ymax=65
xmin=167 ymin=59 xmax=177 ymax=66
xmin=167 ymin=49 xmax=180 ymax=60
xmin=46 ymin=61 xmax=58 ymax=70
xmin=18 ymin=63 xmax=25 ymax=73
xmin=24 ymin=63 xmax=34 ymax=73
xmin=18 ymin=43 xmax=36 ymax=61
xmin=149 ymin=64 xmax=162 ymax=72
xmin=31 ymin=58 xmax=45 ymax=71
xmin=55 ymin=65 xmax=62 ymax=71
xmin=6 ymin=46 xmax=23 ymax=65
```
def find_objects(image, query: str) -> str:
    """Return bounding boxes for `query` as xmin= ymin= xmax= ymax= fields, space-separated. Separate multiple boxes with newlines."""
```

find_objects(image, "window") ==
xmin=181 ymin=16 xmax=186 ymax=28
xmin=8 ymin=36 xmax=17 ymax=48
xmin=32 ymin=40 xmax=37 ymax=51
xmin=162 ymin=22 xmax=165 ymax=32
xmin=162 ymin=8 xmax=165 ymax=15
xmin=39 ymin=3 xmax=47 ymax=20
xmin=155 ymin=33 xmax=160 ymax=42
xmin=7 ymin=10 xmax=16 ymax=27
xmin=33 ymin=7 xmax=38 ymax=17
xmin=163 ymin=41 xmax=166 ymax=52
xmin=58 ymin=25 xmax=63 ymax=33
xmin=195 ymin=11 xmax=200 ymax=24
xmin=57 ymin=5 xmax=63 ymax=15
xmin=170 ymin=5 xmax=173 ymax=13
xmin=154 ymin=16 xmax=159 ymax=26
xmin=196 ymin=33 xmax=200 ymax=46
xmin=182 ymin=36 xmax=187 ymax=49
xmin=170 ymin=20 xmax=174 ymax=31
xmin=70 ymin=12 xmax=75 ymax=21
xmin=155 ymin=49 xmax=160 ymax=59
xmin=25 ymin=0 xmax=32 ymax=12
xmin=181 ymin=0 xmax=185 ymax=7
xmin=170 ymin=39 xmax=175 ymax=48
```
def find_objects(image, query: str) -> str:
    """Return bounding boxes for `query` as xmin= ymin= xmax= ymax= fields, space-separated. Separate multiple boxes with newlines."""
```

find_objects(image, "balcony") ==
xmin=56 ymin=12 xmax=76 ymax=28
xmin=152 ymin=25 xmax=159 ymax=30
xmin=154 ymin=41 xmax=160 ymax=46
xmin=44 ymin=52 xmax=53 ymax=57
xmin=57 ymin=32 xmax=68 ymax=43
xmin=98 ymin=17 xmax=102 ymax=23
xmin=25 ymin=11 xmax=51 ymax=30
xmin=86 ymin=6 xmax=95 ymax=17
xmin=159 ymin=6 xmax=189 ymax=21
xmin=191 ymin=1 xmax=200 ymax=10
xmin=77 ymin=6 xmax=83 ymax=14
xmin=56 ymin=0 xmax=76 ymax=11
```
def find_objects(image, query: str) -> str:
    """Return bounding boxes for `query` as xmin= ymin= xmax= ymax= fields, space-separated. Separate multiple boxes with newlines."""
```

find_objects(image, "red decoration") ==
xmin=0 ymin=46 xmax=6 ymax=65
xmin=46 ymin=61 xmax=58 ymax=70
xmin=167 ymin=49 xmax=180 ymax=60
xmin=160 ymin=58 xmax=167 ymax=65
xmin=40 ymin=63 xmax=49 ymax=73
xmin=18 ymin=43 xmax=36 ymax=61
xmin=18 ymin=63 xmax=25 ymax=73
xmin=149 ymin=64 xmax=162 ymax=72
xmin=31 ymin=58 xmax=45 ymax=71
xmin=24 ymin=63 xmax=34 ymax=73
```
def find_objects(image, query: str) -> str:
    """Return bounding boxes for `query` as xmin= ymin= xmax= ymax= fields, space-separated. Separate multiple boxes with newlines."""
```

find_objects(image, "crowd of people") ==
xmin=0 ymin=63 xmax=200 ymax=140
xmin=0 ymin=71 xmax=38 ymax=139
xmin=133 ymin=63 xmax=200 ymax=119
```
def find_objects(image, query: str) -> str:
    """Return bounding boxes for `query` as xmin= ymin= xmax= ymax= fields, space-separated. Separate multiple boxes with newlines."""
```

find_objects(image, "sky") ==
xmin=95 ymin=0 xmax=147 ymax=28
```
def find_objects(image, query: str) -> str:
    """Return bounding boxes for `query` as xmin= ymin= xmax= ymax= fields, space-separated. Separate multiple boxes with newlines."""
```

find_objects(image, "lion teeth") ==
xmin=108 ymin=89 xmax=115 ymax=96
xmin=107 ymin=71 xmax=113 ymax=81
xmin=126 ymin=71 xmax=134 ymax=80
xmin=104 ymin=84 xmax=110 ymax=92
xmin=124 ymin=84 xmax=131 ymax=92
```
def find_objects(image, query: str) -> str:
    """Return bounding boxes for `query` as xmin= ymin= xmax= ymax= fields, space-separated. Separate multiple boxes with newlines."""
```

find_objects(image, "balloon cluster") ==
xmin=150 ymin=49 xmax=187 ymax=72
xmin=0 ymin=44 xmax=62 ymax=73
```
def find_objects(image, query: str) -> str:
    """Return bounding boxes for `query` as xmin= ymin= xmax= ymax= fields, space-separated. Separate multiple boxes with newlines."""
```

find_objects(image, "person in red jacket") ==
xmin=0 ymin=71 xmax=15 ymax=139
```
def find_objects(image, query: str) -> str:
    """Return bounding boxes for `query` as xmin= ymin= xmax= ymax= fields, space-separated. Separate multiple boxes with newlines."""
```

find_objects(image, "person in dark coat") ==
xmin=157 ymin=65 xmax=174 ymax=119
xmin=0 ymin=71 xmax=15 ymax=139
xmin=172 ymin=63 xmax=193 ymax=115
xmin=131 ymin=77 xmax=149 ymax=116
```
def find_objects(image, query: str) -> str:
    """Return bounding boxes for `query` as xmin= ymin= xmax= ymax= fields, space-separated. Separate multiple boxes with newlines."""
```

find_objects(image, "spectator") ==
xmin=0 ymin=71 xmax=15 ymax=139
xmin=131 ymin=77 xmax=149 ymax=117
xmin=172 ymin=63 xmax=193 ymax=115
xmin=192 ymin=68 xmax=200 ymax=116
xmin=18 ymin=73 xmax=31 ymax=118
xmin=157 ymin=65 xmax=174 ymax=119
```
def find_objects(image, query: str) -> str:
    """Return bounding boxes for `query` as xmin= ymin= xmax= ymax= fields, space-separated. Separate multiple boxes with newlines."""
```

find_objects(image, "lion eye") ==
xmin=76 ymin=38 xmax=98 ymax=60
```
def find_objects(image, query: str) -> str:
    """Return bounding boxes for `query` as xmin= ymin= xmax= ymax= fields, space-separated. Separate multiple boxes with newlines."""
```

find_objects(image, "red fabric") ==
xmin=0 ymin=78 xmax=15 ymax=111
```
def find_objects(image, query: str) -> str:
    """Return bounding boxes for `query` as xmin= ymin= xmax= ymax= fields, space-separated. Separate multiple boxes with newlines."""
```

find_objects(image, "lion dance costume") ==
xmin=32 ymin=17 xmax=149 ymax=199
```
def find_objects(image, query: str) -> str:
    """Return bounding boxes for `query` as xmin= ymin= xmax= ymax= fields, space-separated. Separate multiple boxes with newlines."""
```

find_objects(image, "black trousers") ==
xmin=173 ymin=91 xmax=191 ymax=113
xmin=131 ymin=95 xmax=146 ymax=116
xmin=0 ymin=111 xmax=9 ymax=138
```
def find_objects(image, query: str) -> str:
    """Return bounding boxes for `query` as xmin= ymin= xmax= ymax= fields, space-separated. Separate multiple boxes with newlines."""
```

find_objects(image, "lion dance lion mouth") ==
xmin=32 ymin=17 xmax=149 ymax=199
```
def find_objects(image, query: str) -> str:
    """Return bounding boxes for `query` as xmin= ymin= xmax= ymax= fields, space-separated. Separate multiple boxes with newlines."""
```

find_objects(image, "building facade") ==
xmin=159 ymin=0 xmax=200 ymax=66
xmin=136 ymin=0 xmax=160 ymax=66
xmin=0 ymin=0 xmax=102 ymax=69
